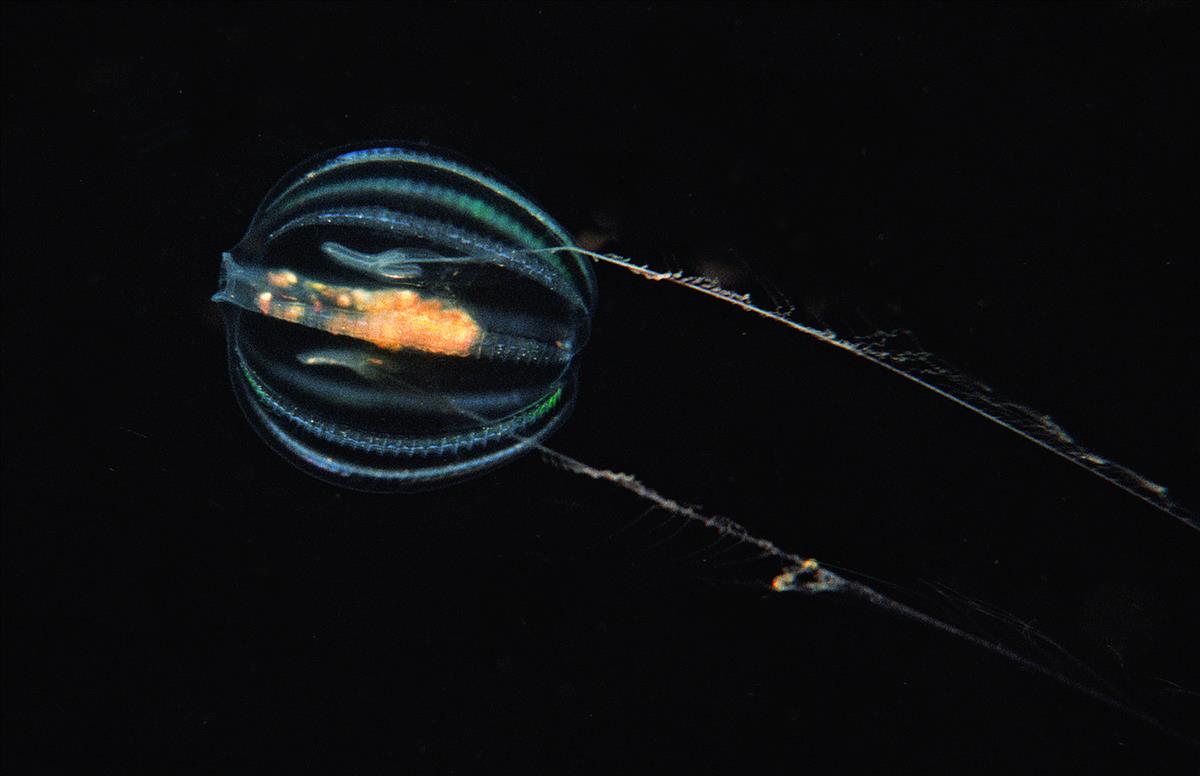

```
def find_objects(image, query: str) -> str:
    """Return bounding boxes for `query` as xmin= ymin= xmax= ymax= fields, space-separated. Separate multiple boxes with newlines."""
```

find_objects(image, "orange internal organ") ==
xmin=261 ymin=269 xmax=482 ymax=356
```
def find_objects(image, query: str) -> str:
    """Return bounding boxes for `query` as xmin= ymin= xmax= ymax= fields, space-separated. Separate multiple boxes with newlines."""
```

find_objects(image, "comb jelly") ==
xmin=213 ymin=146 xmax=597 ymax=490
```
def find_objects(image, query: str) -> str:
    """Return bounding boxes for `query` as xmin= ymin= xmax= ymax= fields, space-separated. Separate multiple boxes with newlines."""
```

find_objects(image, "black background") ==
xmin=4 ymin=3 xmax=1198 ymax=773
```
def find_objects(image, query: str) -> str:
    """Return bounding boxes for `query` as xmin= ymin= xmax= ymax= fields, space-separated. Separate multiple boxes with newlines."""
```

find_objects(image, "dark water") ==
xmin=4 ymin=3 xmax=1197 ymax=772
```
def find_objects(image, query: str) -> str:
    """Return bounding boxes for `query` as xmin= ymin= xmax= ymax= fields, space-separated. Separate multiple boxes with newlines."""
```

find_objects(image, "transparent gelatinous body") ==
xmin=214 ymin=146 xmax=597 ymax=489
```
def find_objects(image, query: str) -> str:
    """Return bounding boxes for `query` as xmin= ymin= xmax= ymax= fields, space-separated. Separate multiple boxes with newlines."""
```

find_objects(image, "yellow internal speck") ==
xmin=281 ymin=303 xmax=304 ymax=322
xmin=336 ymin=292 xmax=352 ymax=308
xmin=267 ymin=270 xmax=298 ymax=287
